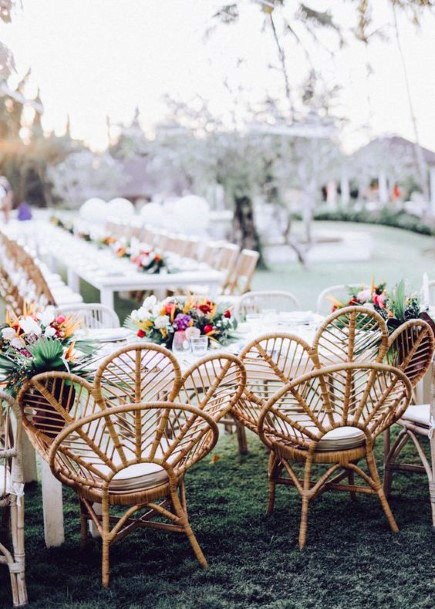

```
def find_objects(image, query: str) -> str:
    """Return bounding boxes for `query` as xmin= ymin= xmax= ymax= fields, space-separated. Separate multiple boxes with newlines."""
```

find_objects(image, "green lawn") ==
xmin=1 ymin=222 xmax=434 ymax=608
xmin=1 ymin=433 xmax=432 ymax=609
xmin=253 ymin=222 xmax=435 ymax=310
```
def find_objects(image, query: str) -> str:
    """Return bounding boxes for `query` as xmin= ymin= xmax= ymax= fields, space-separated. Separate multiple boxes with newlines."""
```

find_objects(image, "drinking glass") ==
xmin=172 ymin=330 xmax=191 ymax=354
xmin=190 ymin=336 xmax=208 ymax=356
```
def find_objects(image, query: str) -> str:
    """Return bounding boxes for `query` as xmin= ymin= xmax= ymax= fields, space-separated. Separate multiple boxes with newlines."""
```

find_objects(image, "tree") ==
xmin=48 ymin=150 xmax=127 ymax=208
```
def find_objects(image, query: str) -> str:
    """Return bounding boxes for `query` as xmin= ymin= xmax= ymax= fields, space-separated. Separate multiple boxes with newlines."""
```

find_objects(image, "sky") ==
xmin=1 ymin=0 xmax=435 ymax=152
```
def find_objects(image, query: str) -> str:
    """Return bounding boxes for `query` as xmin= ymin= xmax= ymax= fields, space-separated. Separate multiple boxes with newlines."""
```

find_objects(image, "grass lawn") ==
xmin=1 ymin=222 xmax=434 ymax=608
xmin=253 ymin=222 xmax=435 ymax=310
xmin=1 ymin=433 xmax=433 ymax=609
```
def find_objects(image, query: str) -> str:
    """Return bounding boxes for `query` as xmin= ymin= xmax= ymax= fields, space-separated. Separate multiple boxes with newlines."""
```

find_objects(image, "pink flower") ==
xmin=372 ymin=293 xmax=386 ymax=308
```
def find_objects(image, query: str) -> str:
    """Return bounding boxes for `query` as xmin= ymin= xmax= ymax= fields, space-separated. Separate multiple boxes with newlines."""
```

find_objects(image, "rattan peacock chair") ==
xmin=258 ymin=362 xmax=412 ymax=548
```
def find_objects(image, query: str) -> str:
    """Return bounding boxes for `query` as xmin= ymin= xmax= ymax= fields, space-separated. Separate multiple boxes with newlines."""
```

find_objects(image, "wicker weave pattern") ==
xmin=0 ymin=391 xmax=27 ymax=607
xmin=234 ymin=333 xmax=319 ymax=434
xmin=18 ymin=348 xmax=246 ymax=586
xmin=383 ymin=318 xmax=435 ymax=524
xmin=258 ymin=362 xmax=411 ymax=548
xmin=386 ymin=318 xmax=434 ymax=387
xmin=93 ymin=343 xmax=182 ymax=408
xmin=312 ymin=305 xmax=389 ymax=367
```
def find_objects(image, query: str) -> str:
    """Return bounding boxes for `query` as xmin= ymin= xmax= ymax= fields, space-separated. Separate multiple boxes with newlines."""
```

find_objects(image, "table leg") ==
xmin=22 ymin=433 xmax=37 ymax=483
xmin=100 ymin=288 xmax=115 ymax=310
xmin=39 ymin=457 xmax=65 ymax=547
xmin=67 ymin=268 xmax=80 ymax=293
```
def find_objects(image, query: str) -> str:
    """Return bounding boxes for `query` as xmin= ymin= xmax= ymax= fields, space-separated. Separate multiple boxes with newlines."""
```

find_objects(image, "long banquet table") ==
xmin=7 ymin=222 xmax=225 ymax=308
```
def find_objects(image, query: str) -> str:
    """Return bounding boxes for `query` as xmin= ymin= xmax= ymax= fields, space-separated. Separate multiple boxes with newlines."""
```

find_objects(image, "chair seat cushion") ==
xmin=401 ymin=404 xmax=431 ymax=428
xmin=109 ymin=462 xmax=168 ymax=493
xmin=0 ymin=464 xmax=11 ymax=497
xmin=316 ymin=427 xmax=366 ymax=452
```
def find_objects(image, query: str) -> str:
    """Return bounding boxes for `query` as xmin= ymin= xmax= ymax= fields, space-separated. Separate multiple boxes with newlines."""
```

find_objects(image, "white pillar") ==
xmin=340 ymin=174 xmax=350 ymax=207
xmin=430 ymin=166 xmax=435 ymax=215
xmin=379 ymin=171 xmax=389 ymax=205
xmin=326 ymin=180 xmax=337 ymax=209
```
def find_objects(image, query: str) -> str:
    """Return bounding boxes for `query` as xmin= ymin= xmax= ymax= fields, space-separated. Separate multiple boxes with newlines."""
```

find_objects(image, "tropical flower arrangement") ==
xmin=125 ymin=295 xmax=237 ymax=348
xmin=130 ymin=248 xmax=166 ymax=274
xmin=0 ymin=305 xmax=98 ymax=395
xmin=330 ymin=279 xmax=427 ymax=331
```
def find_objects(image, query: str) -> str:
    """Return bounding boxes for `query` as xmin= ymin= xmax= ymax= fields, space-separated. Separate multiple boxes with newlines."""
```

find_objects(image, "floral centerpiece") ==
xmin=330 ymin=279 xmax=430 ymax=332
xmin=130 ymin=248 xmax=166 ymax=274
xmin=125 ymin=295 xmax=237 ymax=348
xmin=0 ymin=305 xmax=98 ymax=395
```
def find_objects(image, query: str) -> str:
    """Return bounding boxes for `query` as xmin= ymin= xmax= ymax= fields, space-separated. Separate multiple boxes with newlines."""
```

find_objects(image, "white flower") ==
xmin=357 ymin=289 xmax=371 ymax=303
xmin=44 ymin=326 xmax=57 ymax=338
xmin=10 ymin=337 xmax=26 ymax=349
xmin=152 ymin=303 xmax=163 ymax=316
xmin=154 ymin=315 xmax=170 ymax=329
xmin=2 ymin=327 xmax=17 ymax=341
xmin=38 ymin=307 xmax=56 ymax=327
xmin=19 ymin=317 xmax=42 ymax=336
xmin=142 ymin=295 xmax=157 ymax=312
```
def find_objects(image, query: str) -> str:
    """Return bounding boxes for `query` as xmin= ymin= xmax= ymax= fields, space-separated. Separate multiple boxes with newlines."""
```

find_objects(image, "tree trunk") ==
xmin=233 ymin=194 xmax=265 ymax=267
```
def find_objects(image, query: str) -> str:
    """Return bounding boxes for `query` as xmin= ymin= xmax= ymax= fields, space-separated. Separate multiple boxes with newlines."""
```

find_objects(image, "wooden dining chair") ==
xmin=224 ymin=249 xmax=260 ymax=295
xmin=234 ymin=333 xmax=320 ymax=452
xmin=383 ymin=318 xmax=435 ymax=524
xmin=316 ymin=283 xmax=369 ymax=316
xmin=312 ymin=305 xmax=389 ymax=367
xmin=0 ymin=391 xmax=27 ymax=607
xmin=55 ymin=303 xmax=120 ymax=329
xmin=35 ymin=392 xmax=220 ymax=586
xmin=93 ymin=343 xmax=182 ymax=408
xmin=235 ymin=290 xmax=301 ymax=321
xmin=258 ymin=362 xmax=412 ymax=548
xmin=175 ymin=353 xmax=247 ymax=452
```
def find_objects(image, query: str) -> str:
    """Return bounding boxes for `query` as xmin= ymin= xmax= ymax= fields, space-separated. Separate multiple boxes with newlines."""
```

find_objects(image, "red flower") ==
xmin=199 ymin=303 xmax=212 ymax=314
xmin=348 ymin=298 xmax=359 ymax=306
xmin=203 ymin=324 xmax=214 ymax=334
xmin=137 ymin=329 xmax=146 ymax=338
xmin=224 ymin=309 xmax=231 ymax=318
xmin=56 ymin=315 xmax=66 ymax=324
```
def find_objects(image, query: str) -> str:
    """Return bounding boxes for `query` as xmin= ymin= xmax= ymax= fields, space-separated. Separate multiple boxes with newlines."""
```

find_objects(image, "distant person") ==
xmin=17 ymin=201 xmax=32 ymax=221
xmin=391 ymin=184 xmax=402 ymax=204
xmin=0 ymin=177 xmax=13 ymax=223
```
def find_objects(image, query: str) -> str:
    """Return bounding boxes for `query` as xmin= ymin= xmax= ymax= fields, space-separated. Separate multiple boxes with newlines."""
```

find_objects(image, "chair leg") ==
xmin=383 ymin=429 xmax=409 ymax=497
xmin=101 ymin=497 xmax=111 ymax=587
xmin=9 ymin=498 xmax=27 ymax=606
xmin=170 ymin=487 xmax=208 ymax=568
xmin=298 ymin=459 xmax=312 ymax=549
xmin=79 ymin=499 xmax=90 ymax=548
xmin=267 ymin=451 xmax=280 ymax=515
xmin=348 ymin=469 xmax=356 ymax=501
xmin=367 ymin=449 xmax=399 ymax=533
xmin=235 ymin=419 xmax=248 ymax=455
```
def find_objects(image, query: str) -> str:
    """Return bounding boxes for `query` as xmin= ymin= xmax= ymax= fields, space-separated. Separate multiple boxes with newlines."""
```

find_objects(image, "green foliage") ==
xmin=313 ymin=207 xmax=435 ymax=237
xmin=27 ymin=337 xmax=65 ymax=371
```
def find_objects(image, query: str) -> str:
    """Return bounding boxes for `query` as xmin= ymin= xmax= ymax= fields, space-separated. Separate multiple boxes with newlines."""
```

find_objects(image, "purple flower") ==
xmin=173 ymin=314 xmax=192 ymax=331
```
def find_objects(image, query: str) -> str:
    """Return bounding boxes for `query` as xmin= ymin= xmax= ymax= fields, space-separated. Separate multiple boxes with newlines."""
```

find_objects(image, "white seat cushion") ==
xmin=109 ymin=462 xmax=168 ymax=493
xmin=0 ymin=464 xmax=11 ymax=496
xmin=283 ymin=420 xmax=366 ymax=452
xmin=401 ymin=404 xmax=430 ymax=428
xmin=316 ymin=427 xmax=366 ymax=451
